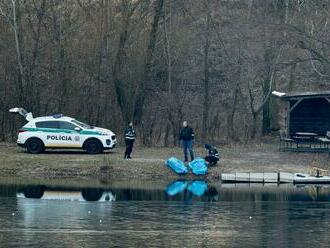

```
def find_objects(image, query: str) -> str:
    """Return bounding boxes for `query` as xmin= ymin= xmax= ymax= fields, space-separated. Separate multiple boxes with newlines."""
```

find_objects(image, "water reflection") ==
xmin=1 ymin=182 xmax=330 ymax=202
xmin=1 ymin=181 xmax=330 ymax=247
xmin=1 ymin=181 xmax=330 ymax=203
xmin=187 ymin=181 xmax=208 ymax=196
xmin=165 ymin=180 xmax=188 ymax=196
xmin=165 ymin=180 xmax=215 ymax=200
xmin=15 ymin=186 xmax=115 ymax=202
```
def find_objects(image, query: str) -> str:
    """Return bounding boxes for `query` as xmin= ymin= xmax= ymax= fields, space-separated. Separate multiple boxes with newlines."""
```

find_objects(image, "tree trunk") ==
xmin=112 ymin=3 xmax=132 ymax=124
xmin=262 ymin=79 xmax=271 ymax=135
xmin=227 ymin=86 xmax=239 ymax=141
xmin=133 ymin=0 xmax=164 ymax=124
xmin=202 ymin=2 xmax=211 ymax=144
xmin=10 ymin=0 xmax=25 ymax=106
xmin=164 ymin=122 xmax=170 ymax=147
xmin=251 ymin=112 xmax=258 ymax=139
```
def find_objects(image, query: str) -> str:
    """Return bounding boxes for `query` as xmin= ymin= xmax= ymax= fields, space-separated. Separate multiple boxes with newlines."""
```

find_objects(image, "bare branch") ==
xmin=0 ymin=3 xmax=14 ymax=28
xmin=253 ymin=46 xmax=284 ymax=115
xmin=309 ymin=51 xmax=328 ymax=77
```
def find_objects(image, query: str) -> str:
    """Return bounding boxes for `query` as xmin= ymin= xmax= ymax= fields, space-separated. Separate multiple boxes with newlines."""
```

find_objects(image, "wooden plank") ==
xmin=235 ymin=172 xmax=250 ymax=182
xmin=279 ymin=172 xmax=294 ymax=183
xmin=263 ymin=172 xmax=278 ymax=183
xmin=285 ymin=95 xmax=330 ymax=101
xmin=289 ymin=99 xmax=303 ymax=113
xmin=249 ymin=173 xmax=264 ymax=182
xmin=221 ymin=172 xmax=280 ymax=183
xmin=221 ymin=173 xmax=236 ymax=182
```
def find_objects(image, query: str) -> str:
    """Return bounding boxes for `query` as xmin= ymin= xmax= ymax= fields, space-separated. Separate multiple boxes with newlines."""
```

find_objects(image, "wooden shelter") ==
xmin=272 ymin=91 xmax=330 ymax=136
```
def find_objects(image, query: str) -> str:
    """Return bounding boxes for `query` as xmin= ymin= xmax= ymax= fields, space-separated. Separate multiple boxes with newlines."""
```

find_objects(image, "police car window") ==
xmin=59 ymin=121 xmax=77 ymax=130
xmin=71 ymin=119 xmax=92 ymax=129
xmin=36 ymin=121 xmax=59 ymax=129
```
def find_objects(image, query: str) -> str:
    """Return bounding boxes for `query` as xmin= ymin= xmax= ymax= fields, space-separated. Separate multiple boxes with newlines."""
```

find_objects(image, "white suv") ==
xmin=10 ymin=108 xmax=117 ymax=154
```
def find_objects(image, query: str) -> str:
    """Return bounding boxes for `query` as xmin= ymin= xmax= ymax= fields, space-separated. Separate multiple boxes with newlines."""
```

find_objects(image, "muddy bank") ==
xmin=0 ymin=142 xmax=329 ymax=182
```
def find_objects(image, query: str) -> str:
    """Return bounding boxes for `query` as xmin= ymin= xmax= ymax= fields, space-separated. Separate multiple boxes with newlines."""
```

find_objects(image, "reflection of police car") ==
xmin=10 ymin=107 xmax=117 ymax=154
xmin=17 ymin=186 xmax=115 ymax=202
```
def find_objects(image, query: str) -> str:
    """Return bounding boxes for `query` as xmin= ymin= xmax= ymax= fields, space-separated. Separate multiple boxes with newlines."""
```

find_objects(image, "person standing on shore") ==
xmin=179 ymin=121 xmax=195 ymax=162
xmin=124 ymin=121 xmax=136 ymax=159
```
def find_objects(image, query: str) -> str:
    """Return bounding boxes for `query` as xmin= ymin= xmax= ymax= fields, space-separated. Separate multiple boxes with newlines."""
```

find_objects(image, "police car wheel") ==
xmin=26 ymin=139 xmax=44 ymax=154
xmin=81 ymin=189 xmax=104 ymax=201
xmin=85 ymin=140 xmax=103 ymax=154
xmin=23 ymin=186 xmax=45 ymax=199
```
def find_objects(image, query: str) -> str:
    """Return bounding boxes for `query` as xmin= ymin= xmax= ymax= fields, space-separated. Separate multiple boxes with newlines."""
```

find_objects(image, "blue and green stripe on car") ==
xmin=22 ymin=127 xmax=103 ymax=135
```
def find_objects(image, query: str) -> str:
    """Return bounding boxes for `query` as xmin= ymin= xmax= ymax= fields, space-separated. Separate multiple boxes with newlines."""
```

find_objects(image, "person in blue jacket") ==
xmin=179 ymin=121 xmax=195 ymax=162
xmin=124 ymin=121 xmax=136 ymax=159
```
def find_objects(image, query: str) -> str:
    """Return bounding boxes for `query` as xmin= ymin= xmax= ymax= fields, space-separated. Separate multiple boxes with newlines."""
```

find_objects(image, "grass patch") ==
xmin=0 ymin=142 xmax=329 ymax=182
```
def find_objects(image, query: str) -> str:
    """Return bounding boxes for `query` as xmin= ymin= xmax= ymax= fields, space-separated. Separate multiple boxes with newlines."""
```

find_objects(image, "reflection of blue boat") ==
xmin=165 ymin=180 xmax=188 ymax=196
xmin=188 ymin=158 xmax=208 ymax=175
xmin=166 ymin=157 xmax=188 ymax=175
xmin=187 ymin=181 xmax=208 ymax=196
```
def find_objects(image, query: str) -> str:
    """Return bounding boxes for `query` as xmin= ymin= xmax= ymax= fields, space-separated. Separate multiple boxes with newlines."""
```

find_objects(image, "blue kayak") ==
xmin=166 ymin=157 xmax=188 ymax=175
xmin=165 ymin=180 xmax=188 ymax=196
xmin=187 ymin=180 xmax=208 ymax=196
xmin=188 ymin=157 xmax=208 ymax=175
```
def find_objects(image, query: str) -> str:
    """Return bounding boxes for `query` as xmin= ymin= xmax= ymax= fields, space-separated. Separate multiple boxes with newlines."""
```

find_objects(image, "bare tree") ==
xmin=201 ymin=0 xmax=211 ymax=144
xmin=133 ymin=0 xmax=164 ymax=124
xmin=0 ymin=0 xmax=25 ymax=105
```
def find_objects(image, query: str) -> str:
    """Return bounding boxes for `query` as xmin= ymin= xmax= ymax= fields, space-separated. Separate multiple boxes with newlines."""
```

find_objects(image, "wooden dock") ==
xmin=221 ymin=172 xmax=330 ymax=184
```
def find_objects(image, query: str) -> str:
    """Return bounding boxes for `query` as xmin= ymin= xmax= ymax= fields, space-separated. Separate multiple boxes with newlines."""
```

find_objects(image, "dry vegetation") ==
xmin=1 ymin=141 xmax=329 ymax=182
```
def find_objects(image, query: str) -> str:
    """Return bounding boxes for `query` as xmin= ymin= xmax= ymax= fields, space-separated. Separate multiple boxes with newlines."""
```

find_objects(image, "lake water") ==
xmin=0 ymin=180 xmax=330 ymax=247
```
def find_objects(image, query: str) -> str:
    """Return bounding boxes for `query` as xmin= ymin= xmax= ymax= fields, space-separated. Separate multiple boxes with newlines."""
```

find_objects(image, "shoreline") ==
xmin=0 ymin=142 xmax=329 ymax=183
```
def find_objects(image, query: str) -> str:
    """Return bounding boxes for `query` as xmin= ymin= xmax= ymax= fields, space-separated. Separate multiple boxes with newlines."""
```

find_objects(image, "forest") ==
xmin=0 ymin=0 xmax=329 ymax=145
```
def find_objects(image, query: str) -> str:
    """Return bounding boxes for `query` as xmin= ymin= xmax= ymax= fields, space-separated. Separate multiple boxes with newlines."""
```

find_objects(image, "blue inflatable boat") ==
xmin=188 ymin=157 xmax=208 ymax=175
xmin=187 ymin=180 xmax=208 ymax=196
xmin=165 ymin=180 xmax=188 ymax=196
xmin=166 ymin=157 xmax=188 ymax=175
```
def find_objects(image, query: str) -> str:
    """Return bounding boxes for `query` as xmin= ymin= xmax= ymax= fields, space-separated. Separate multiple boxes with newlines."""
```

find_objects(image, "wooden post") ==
xmin=286 ymin=101 xmax=290 ymax=136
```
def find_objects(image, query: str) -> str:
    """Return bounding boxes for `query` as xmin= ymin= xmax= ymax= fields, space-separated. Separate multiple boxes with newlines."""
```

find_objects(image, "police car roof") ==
xmin=32 ymin=116 xmax=74 ymax=122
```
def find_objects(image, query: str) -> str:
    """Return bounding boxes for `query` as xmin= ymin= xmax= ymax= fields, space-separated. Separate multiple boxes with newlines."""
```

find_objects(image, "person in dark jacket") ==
xmin=204 ymin=144 xmax=220 ymax=166
xmin=124 ymin=121 xmax=136 ymax=159
xmin=179 ymin=121 xmax=195 ymax=162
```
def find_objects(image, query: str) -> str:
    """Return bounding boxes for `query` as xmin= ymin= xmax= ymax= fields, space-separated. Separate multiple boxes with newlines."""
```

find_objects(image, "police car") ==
xmin=10 ymin=107 xmax=117 ymax=154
